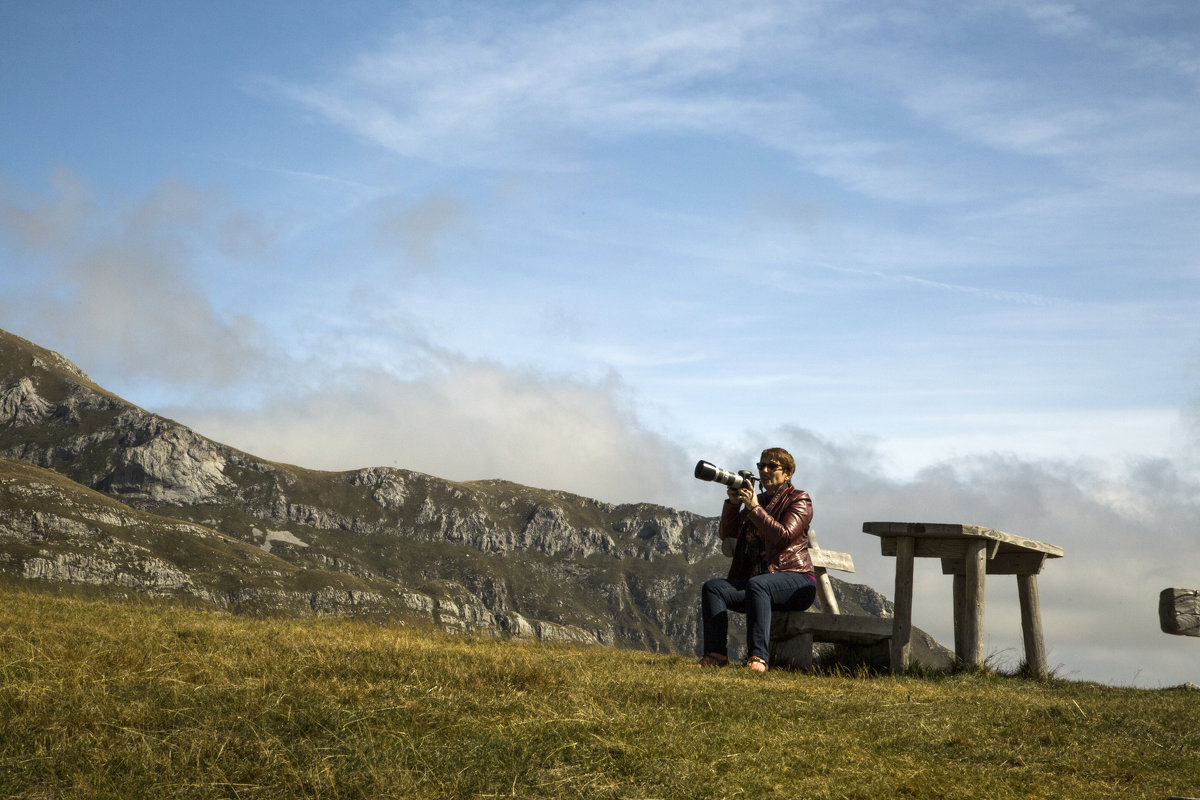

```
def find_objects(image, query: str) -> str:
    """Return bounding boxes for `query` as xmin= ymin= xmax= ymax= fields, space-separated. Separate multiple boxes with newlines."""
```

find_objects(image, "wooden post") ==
xmin=815 ymin=571 xmax=840 ymax=615
xmin=962 ymin=539 xmax=987 ymax=668
xmin=890 ymin=536 xmax=915 ymax=674
xmin=808 ymin=531 xmax=841 ymax=615
xmin=1017 ymin=573 xmax=1048 ymax=678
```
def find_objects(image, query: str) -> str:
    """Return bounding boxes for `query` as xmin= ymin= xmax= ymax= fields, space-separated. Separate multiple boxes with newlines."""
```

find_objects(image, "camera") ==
xmin=693 ymin=460 xmax=758 ymax=492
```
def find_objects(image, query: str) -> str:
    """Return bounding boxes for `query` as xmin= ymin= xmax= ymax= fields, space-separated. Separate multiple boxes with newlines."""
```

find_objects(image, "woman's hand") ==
xmin=737 ymin=484 xmax=758 ymax=509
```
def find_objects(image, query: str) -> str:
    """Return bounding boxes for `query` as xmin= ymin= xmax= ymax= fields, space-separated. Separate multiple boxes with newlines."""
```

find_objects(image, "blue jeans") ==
xmin=701 ymin=572 xmax=817 ymax=663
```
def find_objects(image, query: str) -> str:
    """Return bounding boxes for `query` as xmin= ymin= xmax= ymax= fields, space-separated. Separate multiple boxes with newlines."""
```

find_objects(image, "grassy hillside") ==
xmin=2 ymin=582 xmax=1197 ymax=800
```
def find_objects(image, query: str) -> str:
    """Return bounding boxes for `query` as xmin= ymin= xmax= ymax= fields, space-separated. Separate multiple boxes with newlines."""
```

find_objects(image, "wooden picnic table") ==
xmin=862 ymin=522 xmax=1064 ymax=677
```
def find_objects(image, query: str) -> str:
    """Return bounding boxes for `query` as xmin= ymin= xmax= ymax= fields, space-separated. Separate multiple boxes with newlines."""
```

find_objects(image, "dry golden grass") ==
xmin=2 ymin=581 xmax=1197 ymax=799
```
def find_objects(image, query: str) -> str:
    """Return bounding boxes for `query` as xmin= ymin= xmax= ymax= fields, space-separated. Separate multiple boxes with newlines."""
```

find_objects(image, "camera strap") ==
xmin=761 ymin=483 xmax=793 ymax=518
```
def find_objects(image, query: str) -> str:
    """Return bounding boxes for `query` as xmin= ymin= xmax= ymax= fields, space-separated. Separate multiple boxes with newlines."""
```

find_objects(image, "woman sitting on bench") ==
xmin=694 ymin=447 xmax=817 ymax=673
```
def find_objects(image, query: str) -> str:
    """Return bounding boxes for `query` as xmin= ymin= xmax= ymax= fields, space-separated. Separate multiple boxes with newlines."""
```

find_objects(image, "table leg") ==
xmin=1018 ymin=573 xmax=1047 ymax=679
xmin=890 ymin=536 xmax=915 ymax=674
xmin=963 ymin=539 xmax=987 ymax=668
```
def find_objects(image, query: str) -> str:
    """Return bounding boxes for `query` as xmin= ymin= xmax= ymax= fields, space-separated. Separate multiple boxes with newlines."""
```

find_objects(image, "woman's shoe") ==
xmin=691 ymin=652 xmax=730 ymax=668
xmin=746 ymin=656 xmax=769 ymax=673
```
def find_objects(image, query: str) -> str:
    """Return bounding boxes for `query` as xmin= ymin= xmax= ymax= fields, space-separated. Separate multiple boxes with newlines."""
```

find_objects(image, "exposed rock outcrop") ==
xmin=1 ymin=377 xmax=52 ymax=426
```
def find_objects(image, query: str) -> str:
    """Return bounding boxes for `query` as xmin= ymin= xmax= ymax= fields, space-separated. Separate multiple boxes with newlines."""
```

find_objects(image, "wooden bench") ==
xmin=768 ymin=531 xmax=894 ymax=671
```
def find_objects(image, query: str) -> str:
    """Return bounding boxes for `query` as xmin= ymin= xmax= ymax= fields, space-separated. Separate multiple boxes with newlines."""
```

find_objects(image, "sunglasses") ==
xmin=756 ymin=462 xmax=783 ymax=472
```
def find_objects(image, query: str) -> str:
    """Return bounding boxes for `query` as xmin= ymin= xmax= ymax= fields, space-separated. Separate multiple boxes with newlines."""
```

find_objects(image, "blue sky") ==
xmin=3 ymin=1 xmax=1200 ymax=687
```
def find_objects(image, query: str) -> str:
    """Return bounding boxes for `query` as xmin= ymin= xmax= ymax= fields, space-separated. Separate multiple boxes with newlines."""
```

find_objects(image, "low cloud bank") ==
xmin=171 ymin=353 xmax=696 ymax=507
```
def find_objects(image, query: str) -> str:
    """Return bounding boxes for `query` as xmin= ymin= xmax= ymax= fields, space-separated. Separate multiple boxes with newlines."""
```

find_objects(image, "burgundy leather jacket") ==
xmin=719 ymin=483 xmax=814 ymax=580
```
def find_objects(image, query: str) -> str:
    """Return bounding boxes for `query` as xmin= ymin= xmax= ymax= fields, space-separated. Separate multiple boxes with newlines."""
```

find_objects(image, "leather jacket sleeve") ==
xmin=719 ymin=500 xmax=743 ymax=539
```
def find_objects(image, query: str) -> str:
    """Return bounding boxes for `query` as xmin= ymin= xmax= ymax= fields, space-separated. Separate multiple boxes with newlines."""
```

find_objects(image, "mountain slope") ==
xmin=0 ymin=327 xmax=950 ymax=664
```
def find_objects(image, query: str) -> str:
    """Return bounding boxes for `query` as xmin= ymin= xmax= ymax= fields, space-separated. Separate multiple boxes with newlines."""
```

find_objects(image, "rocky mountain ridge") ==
xmin=0 ymin=327 xmax=946 ymax=665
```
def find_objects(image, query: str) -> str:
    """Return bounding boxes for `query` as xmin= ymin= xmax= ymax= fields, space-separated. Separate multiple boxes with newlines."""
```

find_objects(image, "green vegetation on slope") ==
xmin=1 ymin=582 xmax=1197 ymax=800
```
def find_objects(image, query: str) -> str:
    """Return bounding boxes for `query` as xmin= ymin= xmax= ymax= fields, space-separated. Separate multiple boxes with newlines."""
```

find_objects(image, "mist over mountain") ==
xmin=0 ymin=327 xmax=947 ymax=663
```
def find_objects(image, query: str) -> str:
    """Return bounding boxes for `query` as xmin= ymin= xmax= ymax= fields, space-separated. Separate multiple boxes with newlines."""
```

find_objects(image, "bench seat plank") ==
xmin=774 ymin=611 xmax=893 ymax=645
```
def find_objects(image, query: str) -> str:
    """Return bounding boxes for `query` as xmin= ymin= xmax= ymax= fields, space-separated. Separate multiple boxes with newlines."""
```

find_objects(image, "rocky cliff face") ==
xmin=0 ymin=328 xmax=949 ymax=665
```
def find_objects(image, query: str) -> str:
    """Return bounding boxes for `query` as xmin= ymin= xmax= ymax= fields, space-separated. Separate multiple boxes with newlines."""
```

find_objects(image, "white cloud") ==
xmin=0 ymin=170 xmax=273 ymax=389
xmin=271 ymin=3 xmax=819 ymax=168
xmin=169 ymin=350 xmax=696 ymax=508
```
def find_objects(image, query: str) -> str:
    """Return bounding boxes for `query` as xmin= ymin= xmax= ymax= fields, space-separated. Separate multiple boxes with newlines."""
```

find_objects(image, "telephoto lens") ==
xmin=693 ymin=460 xmax=757 ymax=492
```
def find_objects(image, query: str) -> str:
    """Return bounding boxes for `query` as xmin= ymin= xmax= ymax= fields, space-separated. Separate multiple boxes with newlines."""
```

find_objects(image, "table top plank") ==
xmin=862 ymin=521 xmax=1063 ymax=558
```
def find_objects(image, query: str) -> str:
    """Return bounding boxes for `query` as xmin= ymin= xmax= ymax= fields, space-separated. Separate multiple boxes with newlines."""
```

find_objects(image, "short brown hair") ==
xmin=761 ymin=447 xmax=795 ymax=478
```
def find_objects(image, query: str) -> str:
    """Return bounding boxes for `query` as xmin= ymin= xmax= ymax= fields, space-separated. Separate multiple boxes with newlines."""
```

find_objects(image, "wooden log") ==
xmin=1159 ymin=588 xmax=1200 ymax=637
xmin=1018 ymin=574 xmax=1048 ymax=678
xmin=890 ymin=536 xmax=915 ymax=674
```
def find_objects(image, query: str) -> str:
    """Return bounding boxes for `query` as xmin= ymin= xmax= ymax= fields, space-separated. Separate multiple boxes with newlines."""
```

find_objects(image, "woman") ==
xmin=695 ymin=447 xmax=816 ymax=672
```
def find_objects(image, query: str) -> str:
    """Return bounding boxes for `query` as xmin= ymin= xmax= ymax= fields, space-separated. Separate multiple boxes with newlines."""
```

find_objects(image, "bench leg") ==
xmin=1018 ymin=573 xmax=1048 ymax=679
xmin=797 ymin=632 xmax=814 ymax=671
xmin=770 ymin=631 xmax=814 ymax=672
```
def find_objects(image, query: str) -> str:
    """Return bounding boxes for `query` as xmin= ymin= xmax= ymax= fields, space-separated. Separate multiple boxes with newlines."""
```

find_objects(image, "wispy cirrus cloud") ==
xmin=269 ymin=0 xmax=1200 ymax=213
xmin=271 ymin=1 xmax=791 ymax=167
